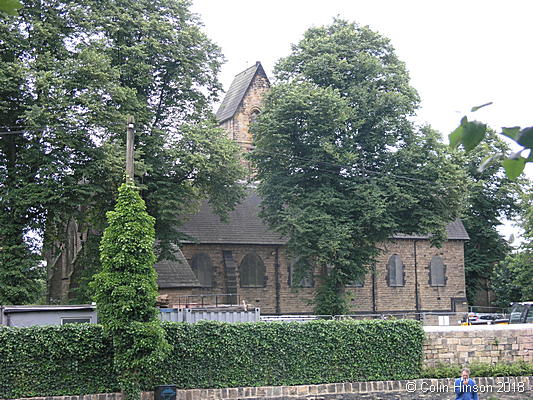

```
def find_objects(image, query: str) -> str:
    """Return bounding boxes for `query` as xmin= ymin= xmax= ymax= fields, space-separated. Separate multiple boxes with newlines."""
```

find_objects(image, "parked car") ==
xmin=460 ymin=312 xmax=509 ymax=325
xmin=509 ymin=301 xmax=533 ymax=324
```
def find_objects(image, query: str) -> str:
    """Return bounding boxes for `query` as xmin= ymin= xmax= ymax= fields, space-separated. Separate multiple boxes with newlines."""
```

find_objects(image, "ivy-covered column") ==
xmin=91 ymin=183 xmax=170 ymax=400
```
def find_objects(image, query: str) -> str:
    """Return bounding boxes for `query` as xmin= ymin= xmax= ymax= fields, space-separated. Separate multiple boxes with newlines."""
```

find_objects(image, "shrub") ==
xmin=0 ymin=319 xmax=424 ymax=398
xmin=0 ymin=324 xmax=117 ymax=399
xmin=157 ymin=319 xmax=425 ymax=388
xmin=422 ymin=361 xmax=533 ymax=379
xmin=91 ymin=183 xmax=170 ymax=400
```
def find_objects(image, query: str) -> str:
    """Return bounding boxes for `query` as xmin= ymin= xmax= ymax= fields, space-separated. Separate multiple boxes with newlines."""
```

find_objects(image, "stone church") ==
xmin=156 ymin=62 xmax=470 ymax=315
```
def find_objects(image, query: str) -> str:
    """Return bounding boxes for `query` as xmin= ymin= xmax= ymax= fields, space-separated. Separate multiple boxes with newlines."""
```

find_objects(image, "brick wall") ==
xmin=424 ymin=325 xmax=533 ymax=367
xmin=163 ymin=238 xmax=467 ymax=315
xmin=14 ymin=376 xmax=533 ymax=400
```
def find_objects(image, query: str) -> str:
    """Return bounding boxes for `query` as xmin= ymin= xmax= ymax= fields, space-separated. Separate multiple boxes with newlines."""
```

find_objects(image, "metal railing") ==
xmin=261 ymin=311 xmax=511 ymax=326
xmin=174 ymin=293 xmax=241 ymax=308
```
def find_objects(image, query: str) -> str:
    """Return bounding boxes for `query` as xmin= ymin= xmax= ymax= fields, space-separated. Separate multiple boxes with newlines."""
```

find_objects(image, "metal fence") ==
xmin=159 ymin=307 xmax=260 ymax=323
xmin=171 ymin=294 xmax=241 ymax=308
xmin=261 ymin=311 xmax=510 ymax=326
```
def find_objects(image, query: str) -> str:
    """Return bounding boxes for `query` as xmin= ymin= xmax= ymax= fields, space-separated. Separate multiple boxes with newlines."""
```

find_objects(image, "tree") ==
xmin=460 ymin=131 xmax=523 ymax=304
xmin=91 ymin=183 xmax=169 ymax=400
xmin=0 ymin=0 xmax=244 ymax=302
xmin=0 ymin=0 xmax=21 ymax=16
xmin=491 ymin=189 xmax=533 ymax=305
xmin=449 ymin=102 xmax=533 ymax=180
xmin=251 ymin=20 xmax=465 ymax=314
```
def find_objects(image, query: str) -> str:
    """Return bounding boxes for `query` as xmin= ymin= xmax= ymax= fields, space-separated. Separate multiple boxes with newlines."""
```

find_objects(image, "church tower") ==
xmin=216 ymin=62 xmax=270 ymax=153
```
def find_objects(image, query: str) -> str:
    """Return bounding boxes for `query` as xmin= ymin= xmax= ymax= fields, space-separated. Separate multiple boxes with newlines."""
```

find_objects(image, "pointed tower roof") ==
xmin=216 ymin=61 xmax=269 ymax=123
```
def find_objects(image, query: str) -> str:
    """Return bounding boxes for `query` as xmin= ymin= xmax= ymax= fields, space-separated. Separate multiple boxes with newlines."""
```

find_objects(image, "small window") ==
xmin=289 ymin=258 xmax=314 ymax=288
xmin=61 ymin=317 xmax=92 ymax=325
xmin=240 ymin=253 xmax=266 ymax=288
xmin=387 ymin=254 xmax=404 ymax=287
xmin=191 ymin=253 xmax=214 ymax=287
xmin=249 ymin=109 xmax=261 ymax=124
xmin=429 ymin=255 xmax=446 ymax=287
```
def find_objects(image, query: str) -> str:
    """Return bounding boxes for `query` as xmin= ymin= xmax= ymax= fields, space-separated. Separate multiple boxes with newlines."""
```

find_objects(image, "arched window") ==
xmin=239 ymin=253 xmax=266 ymax=288
xmin=289 ymin=258 xmax=314 ymax=288
xmin=249 ymin=108 xmax=261 ymax=124
xmin=191 ymin=253 xmax=214 ymax=287
xmin=387 ymin=254 xmax=404 ymax=287
xmin=429 ymin=256 xmax=446 ymax=287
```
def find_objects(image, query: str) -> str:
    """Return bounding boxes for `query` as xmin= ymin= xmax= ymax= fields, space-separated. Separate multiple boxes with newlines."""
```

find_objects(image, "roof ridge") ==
xmin=215 ymin=61 xmax=265 ymax=123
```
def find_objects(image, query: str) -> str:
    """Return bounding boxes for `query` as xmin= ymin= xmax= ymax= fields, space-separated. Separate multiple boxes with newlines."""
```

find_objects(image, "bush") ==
xmin=422 ymin=361 xmax=533 ymax=379
xmin=0 ymin=319 xmax=424 ymax=398
xmin=157 ymin=319 xmax=425 ymax=388
xmin=91 ymin=183 xmax=170 ymax=400
xmin=0 ymin=324 xmax=117 ymax=398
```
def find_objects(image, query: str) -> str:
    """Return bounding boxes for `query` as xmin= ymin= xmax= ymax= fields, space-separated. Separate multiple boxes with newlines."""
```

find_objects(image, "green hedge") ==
xmin=422 ymin=361 xmax=533 ymax=379
xmin=0 ymin=319 xmax=424 ymax=398
xmin=0 ymin=324 xmax=118 ymax=398
xmin=157 ymin=319 xmax=424 ymax=388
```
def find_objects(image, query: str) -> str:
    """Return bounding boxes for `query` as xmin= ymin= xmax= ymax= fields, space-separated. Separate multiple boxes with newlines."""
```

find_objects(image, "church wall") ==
xmin=162 ymin=239 xmax=467 ymax=315
xmin=223 ymin=73 xmax=269 ymax=153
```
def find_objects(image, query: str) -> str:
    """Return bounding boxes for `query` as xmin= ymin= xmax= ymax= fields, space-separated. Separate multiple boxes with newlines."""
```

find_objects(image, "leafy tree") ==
xmin=491 ymin=254 xmax=526 ymax=307
xmin=449 ymin=102 xmax=533 ymax=180
xmin=91 ymin=183 xmax=169 ymax=400
xmin=460 ymin=131 xmax=523 ymax=304
xmin=251 ymin=20 xmax=465 ymax=314
xmin=0 ymin=0 xmax=244 ymax=303
xmin=491 ymin=189 xmax=533 ymax=305
xmin=0 ymin=0 xmax=21 ymax=16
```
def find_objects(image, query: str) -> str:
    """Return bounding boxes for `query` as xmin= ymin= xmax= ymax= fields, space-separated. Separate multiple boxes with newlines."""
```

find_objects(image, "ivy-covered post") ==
xmin=91 ymin=183 xmax=169 ymax=400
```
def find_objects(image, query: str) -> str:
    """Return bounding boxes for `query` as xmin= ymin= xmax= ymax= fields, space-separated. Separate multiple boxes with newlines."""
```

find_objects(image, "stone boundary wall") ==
xmin=423 ymin=324 xmax=533 ymax=367
xmin=11 ymin=376 xmax=533 ymax=400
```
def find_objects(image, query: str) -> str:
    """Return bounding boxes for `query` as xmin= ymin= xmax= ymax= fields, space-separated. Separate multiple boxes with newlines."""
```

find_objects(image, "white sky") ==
xmin=191 ymin=0 xmax=533 ymax=241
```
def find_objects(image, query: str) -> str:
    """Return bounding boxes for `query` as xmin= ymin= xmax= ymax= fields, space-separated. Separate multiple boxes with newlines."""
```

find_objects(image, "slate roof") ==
xmin=179 ymin=191 xmax=469 ymax=244
xmin=215 ymin=61 xmax=269 ymax=123
xmin=154 ymin=249 xmax=201 ymax=288
xmin=180 ymin=191 xmax=286 ymax=245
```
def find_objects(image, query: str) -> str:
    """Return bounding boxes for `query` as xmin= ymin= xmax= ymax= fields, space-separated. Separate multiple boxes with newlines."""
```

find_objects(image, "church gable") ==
xmin=217 ymin=62 xmax=270 ymax=152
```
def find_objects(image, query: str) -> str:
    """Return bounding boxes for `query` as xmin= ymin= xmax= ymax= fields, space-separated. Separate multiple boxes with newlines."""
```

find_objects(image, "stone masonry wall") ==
xmin=424 ymin=325 xmax=533 ymax=367
xmin=170 ymin=240 xmax=466 ymax=314
xmin=164 ymin=239 xmax=467 ymax=315
xmin=220 ymin=71 xmax=270 ymax=153
xmin=13 ymin=376 xmax=533 ymax=400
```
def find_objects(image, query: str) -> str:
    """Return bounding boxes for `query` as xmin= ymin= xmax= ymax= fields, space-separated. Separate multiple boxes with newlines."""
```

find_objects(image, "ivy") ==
xmin=0 ymin=319 xmax=424 ymax=398
xmin=90 ymin=183 xmax=170 ymax=400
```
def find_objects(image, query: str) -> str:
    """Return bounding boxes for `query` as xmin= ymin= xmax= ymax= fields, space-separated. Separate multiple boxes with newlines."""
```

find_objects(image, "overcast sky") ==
xmin=192 ymin=0 xmax=532 ymax=136
xmin=190 ymin=0 xmax=533 ymax=239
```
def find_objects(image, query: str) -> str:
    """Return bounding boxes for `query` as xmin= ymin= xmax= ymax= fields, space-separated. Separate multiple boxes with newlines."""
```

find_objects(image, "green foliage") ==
xmin=161 ymin=320 xmax=424 ymax=387
xmin=0 ymin=213 xmax=44 ymax=304
xmin=91 ymin=183 xmax=170 ymax=400
xmin=449 ymin=103 xmax=533 ymax=180
xmin=251 ymin=19 xmax=465 ymax=314
xmin=459 ymin=131 xmax=522 ymax=304
xmin=0 ymin=324 xmax=117 ymax=399
xmin=490 ymin=257 xmax=523 ymax=307
xmin=422 ymin=361 xmax=533 ymax=379
xmin=313 ymin=271 xmax=349 ymax=315
xmin=0 ymin=0 xmax=21 ymax=16
xmin=0 ymin=319 xmax=424 ymax=398
xmin=491 ymin=188 xmax=533 ymax=305
xmin=0 ymin=0 xmax=244 ymax=302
